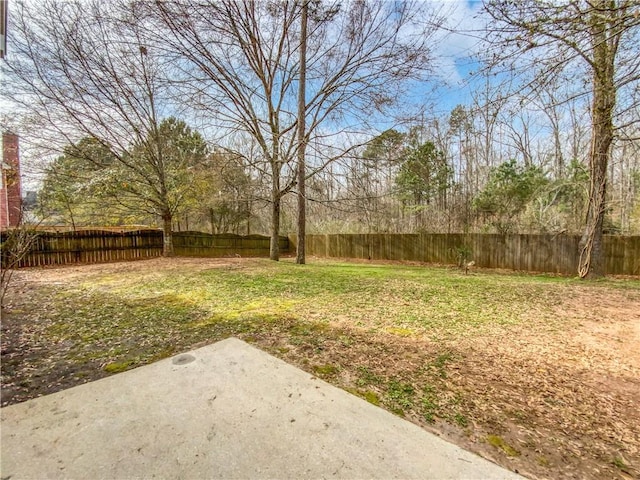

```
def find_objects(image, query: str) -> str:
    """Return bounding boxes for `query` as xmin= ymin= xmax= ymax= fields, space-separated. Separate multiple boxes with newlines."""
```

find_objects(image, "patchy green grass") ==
xmin=103 ymin=360 xmax=134 ymax=373
xmin=363 ymin=390 xmax=380 ymax=406
xmin=3 ymin=257 xmax=639 ymax=480
xmin=430 ymin=352 xmax=454 ymax=378
xmin=28 ymin=259 xmax=569 ymax=373
xmin=76 ymin=259 xmax=566 ymax=338
xmin=420 ymin=385 xmax=439 ymax=423
xmin=356 ymin=366 xmax=383 ymax=387
xmin=313 ymin=364 xmax=340 ymax=377
xmin=487 ymin=434 xmax=521 ymax=457
xmin=612 ymin=456 xmax=632 ymax=473
xmin=386 ymin=380 xmax=415 ymax=416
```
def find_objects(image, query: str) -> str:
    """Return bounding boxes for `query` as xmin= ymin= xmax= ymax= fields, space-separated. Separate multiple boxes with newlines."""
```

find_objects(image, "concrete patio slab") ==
xmin=1 ymin=338 xmax=523 ymax=479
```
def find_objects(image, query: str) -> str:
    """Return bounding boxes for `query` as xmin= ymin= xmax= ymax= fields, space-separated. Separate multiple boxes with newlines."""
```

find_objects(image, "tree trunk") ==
xmin=270 ymin=193 xmax=281 ymax=261
xmin=296 ymin=0 xmax=308 ymax=265
xmin=162 ymin=212 xmax=174 ymax=257
xmin=246 ymin=199 xmax=251 ymax=235
xmin=578 ymin=3 xmax=616 ymax=279
xmin=578 ymin=107 xmax=611 ymax=278
xmin=68 ymin=207 xmax=76 ymax=232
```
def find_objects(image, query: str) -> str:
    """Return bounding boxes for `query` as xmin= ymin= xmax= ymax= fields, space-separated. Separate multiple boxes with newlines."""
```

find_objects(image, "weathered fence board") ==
xmin=304 ymin=233 xmax=640 ymax=276
xmin=0 ymin=229 xmax=164 ymax=268
xmin=1 ymin=230 xmax=290 ymax=267
xmin=173 ymin=232 xmax=289 ymax=258
xmin=3 ymin=228 xmax=638 ymax=275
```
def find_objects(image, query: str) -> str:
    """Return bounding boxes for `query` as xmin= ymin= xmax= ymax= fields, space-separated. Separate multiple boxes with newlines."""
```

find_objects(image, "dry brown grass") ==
xmin=2 ymin=257 xmax=639 ymax=479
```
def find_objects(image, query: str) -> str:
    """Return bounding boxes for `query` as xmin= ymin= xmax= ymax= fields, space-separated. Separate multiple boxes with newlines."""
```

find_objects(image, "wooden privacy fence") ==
xmin=1 ymin=229 xmax=164 ymax=268
xmin=3 ymin=229 xmax=637 ymax=275
xmin=304 ymin=233 xmax=640 ymax=276
xmin=1 ymin=229 xmax=290 ymax=268
xmin=173 ymin=231 xmax=289 ymax=258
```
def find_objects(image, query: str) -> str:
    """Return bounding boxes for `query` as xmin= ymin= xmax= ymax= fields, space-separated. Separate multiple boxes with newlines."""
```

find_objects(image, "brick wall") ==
xmin=1 ymin=133 xmax=22 ymax=229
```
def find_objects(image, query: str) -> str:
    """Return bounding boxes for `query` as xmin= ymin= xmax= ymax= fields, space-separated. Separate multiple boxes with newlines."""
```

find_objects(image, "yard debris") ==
xmin=1 ymin=257 xmax=638 ymax=480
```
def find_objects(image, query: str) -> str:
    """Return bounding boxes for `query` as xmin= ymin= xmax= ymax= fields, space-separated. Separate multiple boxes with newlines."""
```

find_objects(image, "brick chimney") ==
xmin=1 ymin=132 xmax=22 ymax=228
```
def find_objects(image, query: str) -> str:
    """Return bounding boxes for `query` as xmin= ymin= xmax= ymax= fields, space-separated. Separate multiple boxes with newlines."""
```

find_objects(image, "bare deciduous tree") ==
xmin=5 ymin=0 xmax=197 ymax=256
xmin=482 ymin=0 xmax=640 ymax=277
xmin=153 ymin=0 xmax=441 ymax=260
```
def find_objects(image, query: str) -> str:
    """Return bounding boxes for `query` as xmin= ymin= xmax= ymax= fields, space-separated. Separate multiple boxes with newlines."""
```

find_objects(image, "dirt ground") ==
xmin=1 ymin=258 xmax=639 ymax=480
xmin=449 ymin=292 xmax=640 ymax=479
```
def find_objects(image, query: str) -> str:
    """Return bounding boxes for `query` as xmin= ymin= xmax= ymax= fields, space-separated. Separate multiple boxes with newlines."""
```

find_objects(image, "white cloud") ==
xmin=428 ymin=0 xmax=486 ymax=86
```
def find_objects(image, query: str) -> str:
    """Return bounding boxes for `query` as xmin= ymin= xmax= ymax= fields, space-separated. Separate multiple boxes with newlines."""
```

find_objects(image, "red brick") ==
xmin=1 ymin=132 xmax=22 ymax=229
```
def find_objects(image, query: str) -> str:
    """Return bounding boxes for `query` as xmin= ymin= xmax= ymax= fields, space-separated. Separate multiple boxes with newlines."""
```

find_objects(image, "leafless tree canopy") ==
xmin=151 ymin=0 xmax=441 ymax=259
xmin=5 ymin=0 xmax=206 ymax=255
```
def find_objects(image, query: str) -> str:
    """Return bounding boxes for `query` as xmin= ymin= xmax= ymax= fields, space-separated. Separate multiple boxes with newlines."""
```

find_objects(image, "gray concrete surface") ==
xmin=1 ymin=338 xmax=524 ymax=479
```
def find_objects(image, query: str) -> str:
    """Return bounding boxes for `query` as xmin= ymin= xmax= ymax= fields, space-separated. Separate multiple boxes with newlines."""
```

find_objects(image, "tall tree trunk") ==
xmin=578 ymin=98 xmax=612 ymax=278
xmin=578 ymin=2 xmax=617 ymax=279
xmin=296 ymin=0 xmax=308 ymax=265
xmin=162 ymin=211 xmax=174 ymax=257
xmin=269 ymin=164 xmax=282 ymax=262
xmin=270 ymin=192 xmax=281 ymax=261
xmin=246 ymin=199 xmax=251 ymax=235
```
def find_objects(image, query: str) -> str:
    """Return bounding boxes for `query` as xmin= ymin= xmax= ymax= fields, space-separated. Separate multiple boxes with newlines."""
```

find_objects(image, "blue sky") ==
xmin=6 ymin=0 xmax=491 ymax=190
xmin=399 ymin=0 xmax=487 ymax=118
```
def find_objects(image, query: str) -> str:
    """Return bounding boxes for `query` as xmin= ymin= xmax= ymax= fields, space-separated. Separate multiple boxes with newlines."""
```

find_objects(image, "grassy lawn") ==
xmin=2 ymin=257 xmax=639 ymax=479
